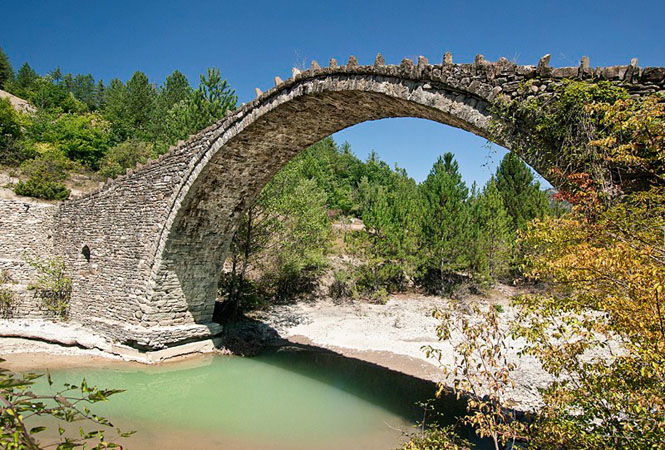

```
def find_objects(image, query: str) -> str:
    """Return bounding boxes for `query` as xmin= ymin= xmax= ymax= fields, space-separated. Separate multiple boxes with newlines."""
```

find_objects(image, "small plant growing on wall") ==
xmin=0 ymin=270 xmax=15 ymax=318
xmin=26 ymin=255 xmax=72 ymax=320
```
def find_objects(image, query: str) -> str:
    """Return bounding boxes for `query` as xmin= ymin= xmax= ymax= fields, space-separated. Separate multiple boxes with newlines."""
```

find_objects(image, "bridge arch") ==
xmin=51 ymin=56 xmax=664 ymax=348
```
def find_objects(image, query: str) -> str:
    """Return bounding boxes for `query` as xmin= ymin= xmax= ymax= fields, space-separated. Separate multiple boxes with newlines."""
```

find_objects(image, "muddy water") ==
xmin=26 ymin=347 xmax=475 ymax=449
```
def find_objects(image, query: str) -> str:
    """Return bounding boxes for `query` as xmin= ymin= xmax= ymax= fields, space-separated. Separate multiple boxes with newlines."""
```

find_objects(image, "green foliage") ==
xmin=499 ymin=80 xmax=629 ymax=196
xmin=14 ymin=149 xmax=71 ymax=200
xmin=11 ymin=63 xmax=38 ymax=96
xmin=473 ymin=177 xmax=512 ymax=280
xmin=99 ymin=139 xmax=153 ymax=179
xmin=399 ymin=425 xmax=474 ymax=450
xmin=124 ymin=71 xmax=155 ymax=135
xmin=419 ymin=153 xmax=471 ymax=293
xmin=0 ymin=98 xmax=34 ymax=166
xmin=13 ymin=177 xmax=70 ymax=200
xmin=26 ymin=256 xmax=72 ymax=320
xmin=221 ymin=153 xmax=331 ymax=314
xmin=39 ymin=112 xmax=110 ymax=169
xmin=0 ymin=271 xmax=14 ymax=318
xmin=0 ymin=63 xmax=237 ymax=199
xmin=160 ymin=67 xmax=236 ymax=143
xmin=61 ymin=73 xmax=97 ymax=110
xmin=495 ymin=152 xmax=549 ymax=231
xmin=0 ymin=46 xmax=13 ymax=89
xmin=348 ymin=165 xmax=422 ymax=296
xmin=0 ymin=358 xmax=133 ymax=449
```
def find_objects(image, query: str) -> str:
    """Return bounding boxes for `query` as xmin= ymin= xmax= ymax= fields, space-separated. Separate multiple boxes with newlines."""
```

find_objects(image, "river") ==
xmin=26 ymin=346 xmax=481 ymax=449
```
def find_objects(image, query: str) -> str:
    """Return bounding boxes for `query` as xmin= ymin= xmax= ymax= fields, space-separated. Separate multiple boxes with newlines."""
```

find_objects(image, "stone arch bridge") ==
xmin=5 ymin=53 xmax=664 ymax=349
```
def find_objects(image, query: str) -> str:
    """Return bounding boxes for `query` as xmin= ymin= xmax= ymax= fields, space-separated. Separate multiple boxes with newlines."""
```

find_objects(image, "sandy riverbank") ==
xmin=252 ymin=286 xmax=550 ymax=411
xmin=1 ymin=285 xmax=552 ymax=411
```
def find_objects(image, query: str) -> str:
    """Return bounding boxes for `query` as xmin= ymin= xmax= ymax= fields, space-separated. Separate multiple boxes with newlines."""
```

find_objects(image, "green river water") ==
xmin=32 ymin=347 xmax=477 ymax=450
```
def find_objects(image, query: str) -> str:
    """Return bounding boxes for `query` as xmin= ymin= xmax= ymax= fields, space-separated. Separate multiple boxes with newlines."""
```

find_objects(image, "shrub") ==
xmin=13 ymin=148 xmax=72 ymax=200
xmin=26 ymin=255 xmax=72 ymax=320
xmin=14 ymin=177 xmax=70 ymax=200
xmin=0 ymin=288 xmax=13 ymax=318
xmin=329 ymin=269 xmax=354 ymax=300
xmin=99 ymin=139 xmax=153 ymax=179
xmin=0 ymin=358 xmax=134 ymax=448
xmin=30 ymin=111 xmax=111 ymax=169
xmin=399 ymin=425 xmax=474 ymax=450
xmin=0 ymin=98 xmax=35 ymax=166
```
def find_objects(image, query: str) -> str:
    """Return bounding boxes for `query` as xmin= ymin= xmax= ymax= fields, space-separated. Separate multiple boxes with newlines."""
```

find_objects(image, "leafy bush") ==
xmin=99 ymin=139 xmax=153 ymax=179
xmin=329 ymin=269 xmax=354 ymax=300
xmin=29 ymin=111 xmax=111 ymax=169
xmin=0 ymin=359 xmax=133 ymax=449
xmin=399 ymin=425 xmax=474 ymax=450
xmin=13 ymin=177 xmax=70 ymax=200
xmin=26 ymin=256 xmax=72 ymax=320
xmin=0 ymin=284 xmax=15 ymax=318
xmin=0 ymin=98 xmax=35 ymax=166
xmin=14 ymin=148 xmax=71 ymax=200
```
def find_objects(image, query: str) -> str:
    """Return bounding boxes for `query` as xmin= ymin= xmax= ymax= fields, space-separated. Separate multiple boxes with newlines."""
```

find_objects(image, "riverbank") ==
xmin=252 ymin=284 xmax=551 ymax=412
xmin=1 ymin=284 xmax=553 ymax=412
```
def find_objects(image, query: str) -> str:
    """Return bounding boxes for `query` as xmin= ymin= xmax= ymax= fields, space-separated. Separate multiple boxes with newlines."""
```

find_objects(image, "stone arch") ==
xmin=150 ymin=76 xmax=508 ymax=328
xmin=51 ymin=56 xmax=664 ymax=348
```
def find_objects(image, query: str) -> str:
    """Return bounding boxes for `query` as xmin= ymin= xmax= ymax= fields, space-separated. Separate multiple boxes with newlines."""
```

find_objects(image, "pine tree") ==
xmin=0 ymin=47 xmax=13 ymax=89
xmin=104 ymin=78 xmax=131 ymax=142
xmin=476 ymin=177 xmax=512 ymax=280
xmin=125 ymin=71 xmax=156 ymax=133
xmin=419 ymin=152 xmax=470 ymax=293
xmin=14 ymin=62 xmax=38 ymax=92
xmin=160 ymin=70 xmax=191 ymax=109
xmin=495 ymin=152 xmax=549 ymax=232
xmin=96 ymin=80 xmax=105 ymax=108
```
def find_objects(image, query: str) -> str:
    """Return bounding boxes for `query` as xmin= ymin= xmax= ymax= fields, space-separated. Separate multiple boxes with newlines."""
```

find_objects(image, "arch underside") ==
xmin=147 ymin=80 xmax=501 ymax=327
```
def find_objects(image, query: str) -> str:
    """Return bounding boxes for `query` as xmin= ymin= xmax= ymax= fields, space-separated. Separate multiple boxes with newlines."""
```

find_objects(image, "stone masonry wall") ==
xmin=0 ymin=198 xmax=56 ymax=318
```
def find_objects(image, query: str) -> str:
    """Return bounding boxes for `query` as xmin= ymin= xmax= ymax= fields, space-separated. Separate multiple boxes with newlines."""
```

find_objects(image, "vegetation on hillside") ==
xmin=0 ymin=47 xmax=236 ymax=199
xmin=220 ymin=136 xmax=553 ymax=313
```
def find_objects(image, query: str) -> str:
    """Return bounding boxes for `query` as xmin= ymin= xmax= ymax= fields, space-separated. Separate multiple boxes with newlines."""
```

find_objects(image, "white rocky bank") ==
xmin=253 ymin=288 xmax=551 ymax=412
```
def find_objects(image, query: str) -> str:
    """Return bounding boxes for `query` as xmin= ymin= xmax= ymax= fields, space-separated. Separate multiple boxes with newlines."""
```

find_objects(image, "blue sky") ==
xmin=2 ymin=0 xmax=664 ymax=185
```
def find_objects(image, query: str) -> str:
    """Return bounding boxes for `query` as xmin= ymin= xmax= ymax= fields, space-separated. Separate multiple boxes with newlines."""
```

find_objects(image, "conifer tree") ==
xmin=160 ymin=70 xmax=191 ymax=109
xmin=96 ymin=80 xmax=105 ymax=108
xmin=125 ymin=71 xmax=156 ymax=133
xmin=495 ymin=152 xmax=549 ymax=232
xmin=419 ymin=152 xmax=470 ymax=293
xmin=0 ymin=46 xmax=13 ymax=89
xmin=476 ymin=177 xmax=512 ymax=280
xmin=14 ymin=62 xmax=38 ymax=92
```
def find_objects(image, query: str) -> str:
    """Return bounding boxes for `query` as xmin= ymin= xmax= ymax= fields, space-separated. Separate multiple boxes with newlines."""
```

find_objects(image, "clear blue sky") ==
xmin=2 ymin=0 xmax=664 ymax=185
